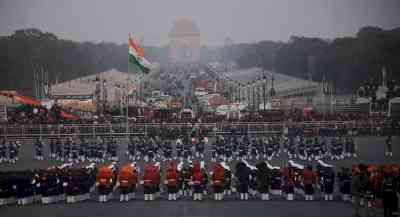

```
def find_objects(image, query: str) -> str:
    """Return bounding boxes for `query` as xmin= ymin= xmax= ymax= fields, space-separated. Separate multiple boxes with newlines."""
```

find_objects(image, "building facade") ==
xmin=169 ymin=18 xmax=200 ymax=64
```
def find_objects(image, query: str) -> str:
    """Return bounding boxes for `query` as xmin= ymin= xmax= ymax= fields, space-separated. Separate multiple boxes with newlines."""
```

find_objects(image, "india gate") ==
xmin=169 ymin=18 xmax=200 ymax=63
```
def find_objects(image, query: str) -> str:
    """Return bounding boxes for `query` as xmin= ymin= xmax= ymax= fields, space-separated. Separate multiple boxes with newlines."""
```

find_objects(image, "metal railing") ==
xmin=0 ymin=120 xmax=395 ymax=139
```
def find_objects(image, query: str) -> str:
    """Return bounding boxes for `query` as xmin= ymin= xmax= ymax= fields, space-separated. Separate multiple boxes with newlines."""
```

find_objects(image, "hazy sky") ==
xmin=1 ymin=0 xmax=400 ymax=46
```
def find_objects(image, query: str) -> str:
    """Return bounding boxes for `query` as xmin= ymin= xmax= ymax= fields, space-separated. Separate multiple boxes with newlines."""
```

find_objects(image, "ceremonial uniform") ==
xmin=212 ymin=163 xmax=225 ymax=200
xmin=303 ymin=167 xmax=316 ymax=200
xmin=166 ymin=162 xmax=179 ymax=200
xmin=192 ymin=162 xmax=204 ymax=200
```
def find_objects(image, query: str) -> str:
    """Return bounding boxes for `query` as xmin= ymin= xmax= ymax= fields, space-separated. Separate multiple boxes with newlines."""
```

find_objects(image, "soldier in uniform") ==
xmin=0 ymin=139 xmax=7 ymax=163
xmin=176 ymin=138 xmax=183 ymax=161
xmin=364 ymin=168 xmax=378 ymax=217
xmin=283 ymin=165 xmax=295 ymax=201
xmin=303 ymin=165 xmax=316 ymax=201
xmin=109 ymin=138 xmax=118 ymax=162
xmin=182 ymin=140 xmax=192 ymax=162
xmin=55 ymin=138 xmax=63 ymax=161
xmin=338 ymin=167 xmax=352 ymax=201
xmin=256 ymin=162 xmax=270 ymax=200
xmin=142 ymin=162 xmax=160 ymax=201
xmin=381 ymin=167 xmax=398 ymax=217
xmin=272 ymin=136 xmax=281 ymax=158
xmin=191 ymin=161 xmax=205 ymax=201
xmin=297 ymin=137 xmax=307 ymax=161
xmin=79 ymin=138 xmax=88 ymax=162
xmin=127 ymin=137 xmax=136 ymax=161
xmin=117 ymin=163 xmax=138 ymax=202
xmin=49 ymin=139 xmax=56 ymax=159
xmin=71 ymin=139 xmax=80 ymax=163
xmin=96 ymin=164 xmax=115 ymax=202
xmin=64 ymin=138 xmax=72 ymax=162
xmin=165 ymin=161 xmax=179 ymax=200
xmin=195 ymin=137 xmax=205 ymax=159
xmin=34 ymin=139 xmax=44 ymax=160
xmin=385 ymin=136 xmax=393 ymax=157
xmin=212 ymin=162 xmax=225 ymax=200
xmin=8 ymin=141 xmax=17 ymax=164
xmin=322 ymin=166 xmax=335 ymax=201
xmin=235 ymin=161 xmax=251 ymax=200
xmin=312 ymin=137 xmax=322 ymax=160
xmin=287 ymin=136 xmax=297 ymax=159
xmin=266 ymin=139 xmax=274 ymax=161
xmin=221 ymin=161 xmax=232 ymax=196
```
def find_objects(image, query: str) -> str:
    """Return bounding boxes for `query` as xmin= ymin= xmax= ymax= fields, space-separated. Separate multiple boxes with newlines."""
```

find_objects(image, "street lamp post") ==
xmin=263 ymin=75 xmax=266 ymax=111
xmin=238 ymin=83 xmax=241 ymax=103
xmin=252 ymin=81 xmax=256 ymax=112
xmin=247 ymin=82 xmax=251 ymax=108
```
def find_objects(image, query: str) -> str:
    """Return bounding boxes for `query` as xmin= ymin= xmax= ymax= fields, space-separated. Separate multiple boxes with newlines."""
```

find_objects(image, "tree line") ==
xmin=0 ymin=26 xmax=399 ymax=96
xmin=223 ymin=26 xmax=400 ymax=92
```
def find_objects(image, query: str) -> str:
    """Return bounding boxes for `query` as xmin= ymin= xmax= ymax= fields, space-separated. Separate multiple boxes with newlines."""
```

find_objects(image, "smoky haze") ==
xmin=1 ymin=0 xmax=400 ymax=46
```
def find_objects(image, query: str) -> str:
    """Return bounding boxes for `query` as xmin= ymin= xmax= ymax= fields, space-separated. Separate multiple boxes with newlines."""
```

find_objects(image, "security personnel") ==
xmin=165 ymin=162 xmax=179 ymax=200
xmin=191 ymin=162 xmax=204 ymax=201
xmin=385 ymin=136 xmax=393 ymax=157
xmin=0 ymin=139 xmax=7 ymax=163
xmin=381 ymin=168 xmax=398 ymax=217
xmin=49 ymin=139 xmax=56 ymax=159
xmin=34 ymin=139 xmax=44 ymax=160
xmin=323 ymin=168 xmax=335 ymax=201
xmin=127 ymin=137 xmax=136 ymax=160
xmin=338 ymin=167 xmax=351 ymax=201
xmin=8 ymin=141 xmax=17 ymax=164
xmin=303 ymin=165 xmax=316 ymax=201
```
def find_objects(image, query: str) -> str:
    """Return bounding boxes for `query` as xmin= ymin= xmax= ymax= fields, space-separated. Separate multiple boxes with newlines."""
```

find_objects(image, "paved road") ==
xmin=0 ymin=136 xmax=399 ymax=217
xmin=0 ymin=199 xmax=356 ymax=217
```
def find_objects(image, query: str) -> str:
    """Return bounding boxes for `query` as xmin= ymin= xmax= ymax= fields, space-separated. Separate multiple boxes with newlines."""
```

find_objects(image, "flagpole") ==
xmin=126 ymin=33 xmax=130 ymax=139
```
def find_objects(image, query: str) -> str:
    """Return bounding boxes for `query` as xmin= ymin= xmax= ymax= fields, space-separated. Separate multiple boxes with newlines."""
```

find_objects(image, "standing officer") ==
xmin=381 ymin=167 xmax=398 ymax=217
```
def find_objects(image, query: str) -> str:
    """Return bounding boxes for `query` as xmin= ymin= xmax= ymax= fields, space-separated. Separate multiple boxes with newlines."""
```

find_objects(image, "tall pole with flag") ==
xmin=126 ymin=34 xmax=130 ymax=138
xmin=127 ymin=33 xmax=152 ymax=137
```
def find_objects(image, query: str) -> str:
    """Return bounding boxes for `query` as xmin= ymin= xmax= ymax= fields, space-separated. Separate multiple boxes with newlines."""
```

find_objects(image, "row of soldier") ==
xmin=209 ymin=135 xmax=358 ymax=162
xmin=126 ymin=135 xmax=359 ymax=163
xmin=32 ymin=137 xmax=119 ymax=163
xmin=0 ymin=140 xmax=21 ymax=164
xmin=1 ymin=135 xmax=392 ymax=165
xmin=2 ymin=160 xmax=398 ymax=206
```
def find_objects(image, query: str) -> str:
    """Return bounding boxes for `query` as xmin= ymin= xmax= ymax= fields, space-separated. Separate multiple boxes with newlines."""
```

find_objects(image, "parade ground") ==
xmin=0 ymin=136 xmax=399 ymax=217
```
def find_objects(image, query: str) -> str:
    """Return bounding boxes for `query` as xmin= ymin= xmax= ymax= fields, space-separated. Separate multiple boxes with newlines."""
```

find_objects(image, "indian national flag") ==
xmin=128 ymin=35 xmax=151 ymax=74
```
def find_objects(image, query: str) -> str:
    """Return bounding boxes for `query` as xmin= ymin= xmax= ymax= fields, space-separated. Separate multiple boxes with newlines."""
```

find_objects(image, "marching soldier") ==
xmin=211 ymin=162 xmax=225 ymax=200
xmin=55 ymin=138 xmax=63 ymax=161
xmin=303 ymin=165 xmax=316 ymax=201
xmin=71 ymin=139 xmax=79 ymax=163
xmin=8 ymin=141 xmax=17 ymax=164
xmin=117 ymin=163 xmax=138 ymax=202
xmin=49 ymin=139 xmax=56 ymax=159
xmin=96 ymin=164 xmax=116 ymax=202
xmin=323 ymin=167 xmax=335 ymax=201
xmin=64 ymin=138 xmax=72 ymax=162
xmin=235 ymin=161 xmax=251 ymax=200
xmin=385 ymin=136 xmax=393 ymax=157
xmin=191 ymin=161 xmax=205 ymax=201
xmin=381 ymin=167 xmax=398 ymax=217
xmin=34 ymin=139 xmax=44 ymax=160
xmin=142 ymin=162 xmax=161 ymax=201
xmin=256 ymin=162 xmax=270 ymax=200
xmin=127 ymin=137 xmax=136 ymax=161
xmin=283 ymin=166 xmax=295 ymax=201
xmin=165 ymin=161 xmax=179 ymax=200
xmin=0 ymin=139 xmax=7 ymax=163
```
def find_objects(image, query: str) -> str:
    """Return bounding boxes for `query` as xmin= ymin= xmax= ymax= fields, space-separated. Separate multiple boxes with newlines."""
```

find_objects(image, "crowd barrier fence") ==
xmin=0 ymin=121 xmax=397 ymax=139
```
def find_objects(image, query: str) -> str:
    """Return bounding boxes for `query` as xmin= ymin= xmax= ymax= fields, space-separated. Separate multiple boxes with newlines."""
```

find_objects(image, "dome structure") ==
xmin=169 ymin=18 xmax=201 ymax=63
xmin=170 ymin=18 xmax=200 ymax=38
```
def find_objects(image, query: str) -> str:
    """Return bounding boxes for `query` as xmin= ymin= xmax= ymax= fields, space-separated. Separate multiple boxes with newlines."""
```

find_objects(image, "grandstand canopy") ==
xmin=223 ymin=67 xmax=321 ymax=97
